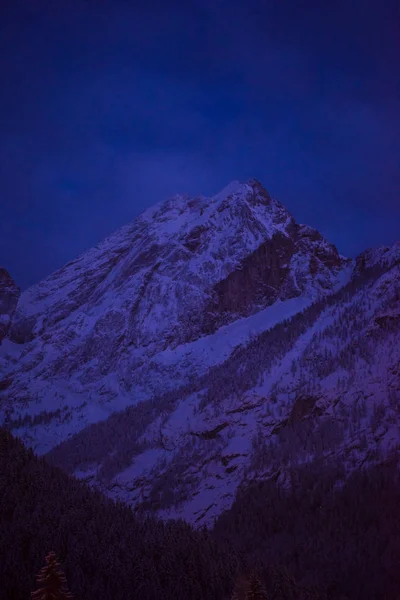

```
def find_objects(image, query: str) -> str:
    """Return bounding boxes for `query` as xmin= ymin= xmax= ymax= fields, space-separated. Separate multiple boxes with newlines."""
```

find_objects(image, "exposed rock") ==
xmin=352 ymin=242 xmax=400 ymax=280
xmin=2 ymin=178 xmax=399 ymax=530
xmin=289 ymin=394 xmax=320 ymax=424
xmin=0 ymin=269 xmax=20 ymax=344
xmin=5 ymin=179 xmax=351 ymax=391
xmin=209 ymin=232 xmax=294 ymax=321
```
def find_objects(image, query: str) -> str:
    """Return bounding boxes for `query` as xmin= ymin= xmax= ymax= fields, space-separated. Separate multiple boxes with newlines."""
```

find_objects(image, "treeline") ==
xmin=43 ymin=264 xmax=367 ymax=477
xmin=29 ymin=550 xmax=331 ymax=599
xmin=42 ymin=259 xmax=399 ymax=516
xmin=1 ymin=427 xmax=338 ymax=600
xmin=3 ymin=427 xmax=400 ymax=599
xmin=44 ymin=261 xmax=395 ymax=499
xmin=45 ymin=382 xmax=198 ymax=479
xmin=0 ymin=427 xmax=242 ymax=600
xmin=3 ymin=406 xmax=73 ymax=430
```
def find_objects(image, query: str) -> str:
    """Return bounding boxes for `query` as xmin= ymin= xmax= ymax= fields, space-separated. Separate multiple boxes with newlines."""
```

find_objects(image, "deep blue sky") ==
xmin=1 ymin=0 xmax=399 ymax=289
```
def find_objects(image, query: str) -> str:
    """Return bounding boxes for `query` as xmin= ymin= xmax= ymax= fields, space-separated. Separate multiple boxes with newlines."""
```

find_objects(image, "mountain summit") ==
xmin=1 ymin=179 xmax=399 ymax=527
xmin=9 ymin=179 xmax=347 ymax=347
xmin=2 ymin=180 xmax=347 ymax=418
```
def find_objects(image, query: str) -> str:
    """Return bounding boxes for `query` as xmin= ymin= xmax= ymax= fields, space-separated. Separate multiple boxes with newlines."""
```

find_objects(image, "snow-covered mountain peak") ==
xmin=211 ymin=180 xmax=251 ymax=203
xmin=1 ymin=178 xmax=399 ymax=529
xmin=0 ymin=179 xmax=362 ymax=462
xmin=3 ymin=179 xmax=348 ymax=363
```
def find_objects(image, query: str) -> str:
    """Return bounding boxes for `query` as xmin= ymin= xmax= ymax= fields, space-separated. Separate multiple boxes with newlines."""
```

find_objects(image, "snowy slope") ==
xmin=0 ymin=179 xmax=348 ymax=452
xmin=2 ymin=178 xmax=399 ymax=528
xmin=46 ymin=253 xmax=400 ymax=527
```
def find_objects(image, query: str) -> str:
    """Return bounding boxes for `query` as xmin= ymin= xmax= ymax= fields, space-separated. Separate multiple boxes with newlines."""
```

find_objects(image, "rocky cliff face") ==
xmin=45 ymin=246 xmax=400 ymax=527
xmin=1 ymin=180 xmax=349 ymax=422
xmin=352 ymin=242 xmax=400 ymax=280
xmin=8 ymin=180 xmax=347 ymax=349
xmin=0 ymin=269 xmax=19 ymax=343
xmin=1 ymin=178 xmax=398 ymax=529
xmin=206 ymin=221 xmax=345 ymax=332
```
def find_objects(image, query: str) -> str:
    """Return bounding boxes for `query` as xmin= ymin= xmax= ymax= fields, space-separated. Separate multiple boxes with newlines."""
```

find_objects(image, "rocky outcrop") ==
xmin=352 ymin=242 xmax=400 ymax=281
xmin=1 ymin=178 xmax=400 ymax=530
xmin=0 ymin=179 xmax=353 ymax=452
xmin=288 ymin=394 xmax=320 ymax=424
xmin=0 ymin=269 xmax=19 ymax=343
xmin=44 ymin=250 xmax=400 ymax=529
xmin=201 ymin=222 xmax=346 ymax=334
xmin=207 ymin=232 xmax=294 ymax=324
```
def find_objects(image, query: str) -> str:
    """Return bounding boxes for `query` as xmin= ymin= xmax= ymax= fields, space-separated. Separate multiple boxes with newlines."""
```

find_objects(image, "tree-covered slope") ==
xmin=0 ymin=427 xmax=243 ymax=600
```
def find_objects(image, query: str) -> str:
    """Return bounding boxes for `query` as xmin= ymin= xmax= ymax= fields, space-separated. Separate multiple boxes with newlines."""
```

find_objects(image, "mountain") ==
xmin=1 ymin=179 xmax=399 ymax=529
xmin=0 ymin=268 xmax=19 ymax=343
xmin=0 ymin=179 xmax=349 ymax=448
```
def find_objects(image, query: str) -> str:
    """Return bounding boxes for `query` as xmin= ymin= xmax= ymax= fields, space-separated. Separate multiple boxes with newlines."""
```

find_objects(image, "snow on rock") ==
xmin=85 ymin=257 xmax=400 ymax=527
xmin=352 ymin=241 xmax=400 ymax=280
xmin=1 ymin=179 xmax=349 ymax=444
xmin=0 ymin=268 xmax=19 ymax=350
xmin=1 ymin=178 xmax=399 ymax=528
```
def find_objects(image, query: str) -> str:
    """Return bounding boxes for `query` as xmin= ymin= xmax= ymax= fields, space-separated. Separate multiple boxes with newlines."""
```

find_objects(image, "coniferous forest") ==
xmin=1 ymin=426 xmax=400 ymax=599
xmin=1 ymin=0 xmax=400 ymax=597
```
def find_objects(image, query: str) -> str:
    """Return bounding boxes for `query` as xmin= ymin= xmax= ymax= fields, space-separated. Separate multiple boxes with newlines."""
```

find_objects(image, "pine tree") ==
xmin=231 ymin=572 xmax=249 ymax=600
xmin=31 ymin=551 xmax=73 ymax=600
xmin=231 ymin=588 xmax=240 ymax=600
xmin=269 ymin=565 xmax=296 ymax=600
xmin=245 ymin=571 xmax=268 ymax=599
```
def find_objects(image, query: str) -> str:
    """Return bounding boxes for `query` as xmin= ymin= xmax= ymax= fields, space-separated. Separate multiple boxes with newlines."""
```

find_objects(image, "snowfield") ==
xmin=1 ymin=179 xmax=399 ymax=526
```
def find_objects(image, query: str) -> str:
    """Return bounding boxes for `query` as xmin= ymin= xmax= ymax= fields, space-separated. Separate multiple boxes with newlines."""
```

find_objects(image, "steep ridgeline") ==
xmin=1 ymin=179 xmax=399 ymax=530
xmin=0 ymin=179 xmax=349 ymax=452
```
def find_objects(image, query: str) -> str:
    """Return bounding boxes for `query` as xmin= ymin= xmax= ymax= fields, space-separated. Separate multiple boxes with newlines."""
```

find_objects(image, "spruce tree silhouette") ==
xmin=231 ymin=572 xmax=249 ymax=599
xmin=31 ymin=551 xmax=73 ymax=600
xmin=245 ymin=572 xmax=269 ymax=599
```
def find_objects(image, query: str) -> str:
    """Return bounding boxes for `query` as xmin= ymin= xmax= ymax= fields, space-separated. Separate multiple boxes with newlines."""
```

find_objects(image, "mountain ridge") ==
xmin=1 ymin=179 xmax=399 ymax=527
